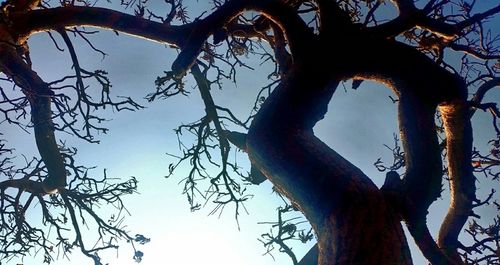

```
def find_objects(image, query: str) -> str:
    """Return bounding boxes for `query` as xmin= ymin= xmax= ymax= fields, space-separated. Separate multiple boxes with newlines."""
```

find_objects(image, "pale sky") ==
xmin=1 ymin=1 xmax=498 ymax=265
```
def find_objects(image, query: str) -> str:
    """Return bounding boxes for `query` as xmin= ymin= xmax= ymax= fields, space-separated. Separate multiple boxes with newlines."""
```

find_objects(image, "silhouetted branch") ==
xmin=471 ymin=78 xmax=500 ymax=108
xmin=10 ymin=6 xmax=189 ymax=46
xmin=0 ymin=43 xmax=66 ymax=193
xmin=0 ymin=144 xmax=145 ymax=265
xmin=455 ymin=4 xmax=500 ymax=33
xmin=258 ymin=204 xmax=313 ymax=265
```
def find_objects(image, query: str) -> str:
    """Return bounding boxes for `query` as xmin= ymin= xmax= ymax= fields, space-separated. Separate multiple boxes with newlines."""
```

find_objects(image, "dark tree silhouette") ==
xmin=0 ymin=0 xmax=498 ymax=264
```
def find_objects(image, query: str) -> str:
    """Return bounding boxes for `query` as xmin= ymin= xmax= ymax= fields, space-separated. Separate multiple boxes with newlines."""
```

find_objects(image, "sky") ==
xmin=1 ymin=1 xmax=499 ymax=265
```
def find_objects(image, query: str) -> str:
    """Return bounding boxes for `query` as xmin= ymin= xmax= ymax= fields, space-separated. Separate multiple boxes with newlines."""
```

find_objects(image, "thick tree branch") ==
xmin=0 ymin=178 xmax=45 ymax=194
xmin=367 ymin=11 xmax=458 ymax=39
xmin=369 ymin=3 xmax=500 ymax=40
xmin=172 ymin=0 xmax=314 ymax=76
xmin=9 ymin=6 xmax=189 ymax=45
xmin=247 ymin=62 xmax=411 ymax=263
xmin=455 ymin=4 xmax=500 ymax=32
xmin=449 ymin=43 xmax=500 ymax=60
xmin=470 ymin=78 xmax=500 ymax=108
xmin=341 ymin=32 xmax=470 ymax=263
xmin=438 ymin=101 xmax=475 ymax=263
xmin=248 ymin=71 xmax=347 ymax=225
xmin=10 ymin=1 xmax=312 ymax=79
xmin=397 ymin=94 xmax=442 ymax=220
xmin=343 ymin=37 xmax=463 ymax=215
xmin=407 ymin=220 xmax=458 ymax=265
xmin=0 ymin=44 xmax=66 ymax=193
xmin=345 ymin=33 xmax=474 ymax=264
xmin=269 ymin=23 xmax=292 ymax=77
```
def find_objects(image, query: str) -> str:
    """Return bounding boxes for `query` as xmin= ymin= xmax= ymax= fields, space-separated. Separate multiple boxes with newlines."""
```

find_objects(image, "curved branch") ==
xmin=407 ymin=220 xmax=458 ymax=265
xmin=348 ymin=38 xmax=462 ymax=213
xmin=9 ymin=6 xmax=189 ymax=45
xmin=438 ymin=101 xmax=475 ymax=263
xmin=269 ymin=23 xmax=292 ymax=77
xmin=248 ymin=70 xmax=350 ymax=226
xmin=367 ymin=11 xmax=459 ymax=40
xmin=247 ymin=63 xmax=411 ymax=263
xmin=455 ymin=4 xmax=500 ymax=32
xmin=397 ymin=93 xmax=442 ymax=220
xmin=471 ymin=78 xmax=500 ymax=107
xmin=11 ymin=2 xmax=312 ymax=79
xmin=449 ymin=43 xmax=500 ymax=60
xmin=0 ymin=178 xmax=45 ymax=194
xmin=0 ymin=45 xmax=66 ymax=193
xmin=345 ymin=34 xmax=469 ymax=264
xmin=171 ymin=0 xmax=314 ymax=76
xmin=368 ymin=3 xmax=500 ymax=40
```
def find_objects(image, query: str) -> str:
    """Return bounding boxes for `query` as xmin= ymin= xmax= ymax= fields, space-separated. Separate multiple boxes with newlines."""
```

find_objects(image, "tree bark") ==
xmin=247 ymin=66 xmax=413 ymax=264
xmin=0 ymin=43 xmax=66 ymax=193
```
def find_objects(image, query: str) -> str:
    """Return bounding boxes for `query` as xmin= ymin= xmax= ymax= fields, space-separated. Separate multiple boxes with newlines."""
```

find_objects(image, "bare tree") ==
xmin=0 ymin=0 xmax=498 ymax=264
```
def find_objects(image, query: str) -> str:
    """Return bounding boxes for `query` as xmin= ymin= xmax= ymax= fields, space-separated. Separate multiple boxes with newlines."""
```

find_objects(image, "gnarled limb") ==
xmin=9 ymin=6 xmax=189 ymax=45
xmin=247 ymin=63 xmax=412 ymax=264
xmin=368 ymin=2 xmax=500 ymax=40
xmin=367 ymin=10 xmax=458 ymax=40
xmin=0 ymin=44 xmax=65 ymax=193
xmin=331 ymin=26 xmax=468 ymax=263
xmin=172 ymin=0 xmax=315 ymax=76
xmin=438 ymin=100 xmax=475 ymax=263
xmin=470 ymin=78 xmax=500 ymax=110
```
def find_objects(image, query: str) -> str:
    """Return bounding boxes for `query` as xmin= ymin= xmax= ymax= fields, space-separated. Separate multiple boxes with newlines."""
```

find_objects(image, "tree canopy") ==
xmin=0 ymin=0 xmax=499 ymax=264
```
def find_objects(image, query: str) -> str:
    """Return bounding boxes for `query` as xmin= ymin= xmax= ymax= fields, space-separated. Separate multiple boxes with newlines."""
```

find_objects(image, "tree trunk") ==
xmin=247 ymin=66 xmax=413 ymax=264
